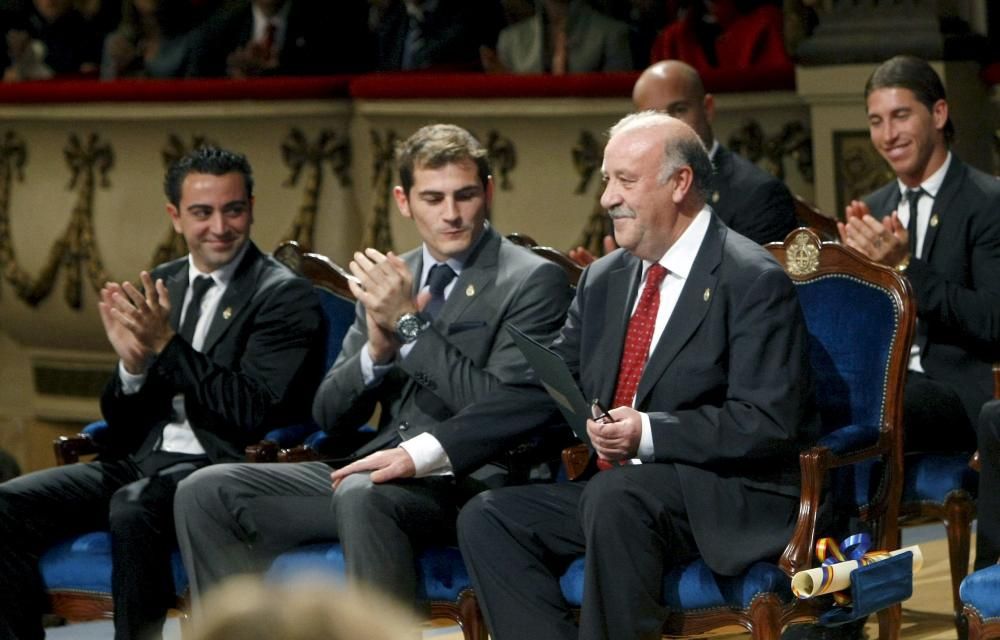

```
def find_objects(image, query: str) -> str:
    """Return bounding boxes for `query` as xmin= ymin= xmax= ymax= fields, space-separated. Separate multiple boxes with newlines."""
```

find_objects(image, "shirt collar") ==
xmin=897 ymin=151 xmax=951 ymax=199
xmin=707 ymin=139 xmax=720 ymax=161
xmin=253 ymin=2 xmax=289 ymax=31
xmin=645 ymin=207 xmax=711 ymax=281
xmin=187 ymin=241 xmax=248 ymax=289
xmin=419 ymin=221 xmax=489 ymax=285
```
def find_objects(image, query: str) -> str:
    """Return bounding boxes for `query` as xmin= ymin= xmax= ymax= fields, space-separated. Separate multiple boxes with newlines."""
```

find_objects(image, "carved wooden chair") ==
xmin=792 ymin=194 xmax=840 ymax=241
xmin=462 ymin=228 xmax=916 ymax=640
xmin=962 ymin=562 xmax=1000 ymax=640
xmin=38 ymin=240 xmax=358 ymax=625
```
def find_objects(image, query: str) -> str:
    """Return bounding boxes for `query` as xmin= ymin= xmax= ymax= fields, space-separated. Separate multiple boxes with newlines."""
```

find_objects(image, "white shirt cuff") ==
xmin=399 ymin=432 xmax=454 ymax=477
xmin=637 ymin=411 xmax=654 ymax=462
xmin=118 ymin=361 xmax=146 ymax=395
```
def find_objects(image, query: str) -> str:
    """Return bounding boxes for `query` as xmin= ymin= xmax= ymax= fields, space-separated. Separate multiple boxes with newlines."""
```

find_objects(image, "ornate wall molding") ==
xmin=727 ymin=120 xmax=814 ymax=184
xmin=0 ymin=131 xmax=113 ymax=308
xmin=485 ymin=131 xmax=516 ymax=191
xmin=280 ymin=128 xmax=351 ymax=251
xmin=366 ymin=129 xmax=397 ymax=253
xmin=572 ymin=130 xmax=609 ymax=256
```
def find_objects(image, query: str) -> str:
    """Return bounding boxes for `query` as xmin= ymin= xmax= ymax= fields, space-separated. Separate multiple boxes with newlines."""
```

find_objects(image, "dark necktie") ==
xmin=598 ymin=263 xmax=669 ymax=470
xmin=423 ymin=263 xmax=456 ymax=320
xmin=402 ymin=15 xmax=427 ymax=69
xmin=179 ymin=276 xmax=214 ymax=345
xmin=905 ymin=188 xmax=924 ymax=257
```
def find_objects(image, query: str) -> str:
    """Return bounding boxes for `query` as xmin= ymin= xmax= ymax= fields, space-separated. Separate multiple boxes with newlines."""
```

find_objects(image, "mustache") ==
xmin=608 ymin=206 xmax=637 ymax=220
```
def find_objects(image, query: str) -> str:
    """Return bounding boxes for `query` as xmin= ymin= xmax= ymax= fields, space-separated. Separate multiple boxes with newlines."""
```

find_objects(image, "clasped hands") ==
xmin=98 ymin=271 xmax=174 ymax=375
xmin=347 ymin=248 xmax=432 ymax=365
xmin=837 ymin=200 xmax=910 ymax=268
xmin=588 ymin=405 xmax=643 ymax=464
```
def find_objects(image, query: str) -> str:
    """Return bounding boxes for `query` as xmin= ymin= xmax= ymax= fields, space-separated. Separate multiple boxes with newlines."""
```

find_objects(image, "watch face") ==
xmin=395 ymin=313 xmax=423 ymax=343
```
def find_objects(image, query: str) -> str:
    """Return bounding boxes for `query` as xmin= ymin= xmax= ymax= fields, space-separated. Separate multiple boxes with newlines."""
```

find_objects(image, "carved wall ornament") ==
xmin=151 ymin=134 xmax=220 ymax=268
xmin=834 ymin=130 xmax=894 ymax=214
xmin=279 ymin=128 xmax=351 ymax=251
xmin=0 ymin=132 xmax=113 ymax=308
xmin=366 ymin=128 xmax=398 ymax=253
xmin=572 ymin=130 xmax=610 ymax=257
xmin=785 ymin=229 xmax=821 ymax=277
xmin=485 ymin=130 xmax=516 ymax=191
xmin=727 ymin=119 xmax=814 ymax=184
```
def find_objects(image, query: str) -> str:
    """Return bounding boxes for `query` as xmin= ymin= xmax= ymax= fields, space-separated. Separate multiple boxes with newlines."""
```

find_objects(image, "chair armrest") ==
xmin=780 ymin=444 xmax=832 ymax=576
xmin=970 ymin=450 xmax=981 ymax=473
xmin=245 ymin=440 xmax=280 ymax=462
xmin=277 ymin=445 xmax=323 ymax=463
xmin=53 ymin=434 xmax=101 ymax=466
xmin=561 ymin=444 xmax=591 ymax=481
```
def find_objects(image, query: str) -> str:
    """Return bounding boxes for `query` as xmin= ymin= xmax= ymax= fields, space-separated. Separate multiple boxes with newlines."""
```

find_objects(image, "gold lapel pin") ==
xmin=929 ymin=214 xmax=939 ymax=228
xmin=712 ymin=191 xmax=720 ymax=203
xmin=703 ymin=288 xmax=711 ymax=302
xmin=222 ymin=307 xmax=233 ymax=320
xmin=466 ymin=284 xmax=475 ymax=297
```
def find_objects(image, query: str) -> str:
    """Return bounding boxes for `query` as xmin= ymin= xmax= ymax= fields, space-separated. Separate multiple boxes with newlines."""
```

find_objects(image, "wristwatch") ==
xmin=394 ymin=312 xmax=429 ymax=344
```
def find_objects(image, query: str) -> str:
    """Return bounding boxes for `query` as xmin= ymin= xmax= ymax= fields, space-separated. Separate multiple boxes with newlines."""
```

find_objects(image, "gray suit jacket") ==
xmin=863 ymin=156 xmax=1000 ymax=423
xmin=498 ymin=0 xmax=632 ymax=73
xmin=312 ymin=226 xmax=572 ymax=458
xmin=434 ymin=214 xmax=819 ymax=575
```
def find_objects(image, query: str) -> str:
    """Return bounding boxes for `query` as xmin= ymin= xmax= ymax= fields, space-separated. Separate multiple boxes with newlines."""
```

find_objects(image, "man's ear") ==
xmin=671 ymin=166 xmax=694 ymax=204
xmin=703 ymin=92 xmax=716 ymax=123
xmin=393 ymin=186 xmax=412 ymax=219
xmin=931 ymin=98 xmax=949 ymax=133
xmin=167 ymin=204 xmax=182 ymax=233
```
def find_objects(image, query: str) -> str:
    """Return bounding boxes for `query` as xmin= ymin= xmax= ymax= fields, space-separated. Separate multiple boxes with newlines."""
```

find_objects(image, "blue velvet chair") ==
xmin=465 ymin=228 xmax=917 ymax=640
xmin=39 ymin=240 xmax=358 ymax=624
xmin=961 ymin=563 xmax=1000 ymax=640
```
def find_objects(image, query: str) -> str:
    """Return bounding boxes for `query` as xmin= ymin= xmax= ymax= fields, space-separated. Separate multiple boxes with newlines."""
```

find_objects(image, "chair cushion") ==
xmin=902 ymin=452 xmax=978 ymax=504
xmin=267 ymin=543 xmax=472 ymax=602
xmin=559 ymin=556 xmax=793 ymax=610
xmin=960 ymin=563 xmax=1000 ymax=619
xmin=39 ymin=531 xmax=188 ymax=596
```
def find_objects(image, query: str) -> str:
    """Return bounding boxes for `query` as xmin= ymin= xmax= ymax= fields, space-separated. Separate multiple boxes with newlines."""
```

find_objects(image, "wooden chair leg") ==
xmin=456 ymin=590 xmax=487 ymax=640
xmin=877 ymin=602 xmax=901 ymax=640
xmin=944 ymin=496 xmax=975 ymax=640
xmin=748 ymin=594 xmax=783 ymax=640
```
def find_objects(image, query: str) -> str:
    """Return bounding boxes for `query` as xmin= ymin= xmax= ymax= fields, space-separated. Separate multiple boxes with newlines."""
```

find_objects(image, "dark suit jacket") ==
xmin=101 ymin=242 xmax=324 ymax=463
xmin=433 ymin=213 xmax=819 ymax=575
xmin=863 ymin=156 xmax=1000 ymax=423
xmin=710 ymin=144 xmax=798 ymax=245
xmin=312 ymin=226 xmax=571 ymax=458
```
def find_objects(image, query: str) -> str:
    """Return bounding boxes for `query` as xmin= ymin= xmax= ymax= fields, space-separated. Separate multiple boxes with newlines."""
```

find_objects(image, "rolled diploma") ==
xmin=791 ymin=545 xmax=923 ymax=599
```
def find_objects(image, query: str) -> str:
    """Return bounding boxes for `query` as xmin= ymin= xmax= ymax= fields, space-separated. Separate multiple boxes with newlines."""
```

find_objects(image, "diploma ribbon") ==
xmin=812 ymin=533 xmax=891 ymax=605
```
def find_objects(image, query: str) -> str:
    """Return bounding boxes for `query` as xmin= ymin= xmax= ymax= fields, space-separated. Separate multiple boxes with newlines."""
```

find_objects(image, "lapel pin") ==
xmin=929 ymin=214 xmax=939 ymax=228
xmin=712 ymin=191 xmax=720 ymax=203
xmin=703 ymin=288 xmax=711 ymax=302
xmin=466 ymin=284 xmax=475 ymax=297
xmin=222 ymin=307 xmax=233 ymax=320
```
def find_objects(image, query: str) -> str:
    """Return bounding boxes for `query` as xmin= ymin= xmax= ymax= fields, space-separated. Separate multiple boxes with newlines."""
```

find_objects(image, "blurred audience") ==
xmin=190 ymin=0 xmax=372 ymax=78
xmin=650 ymin=0 xmax=790 ymax=72
xmin=100 ymin=0 xmax=201 ymax=79
xmin=483 ymin=0 xmax=633 ymax=74
xmin=3 ymin=0 xmax=102 ymax=80
xmin=190 ymin=575 xmax=416 ymax=640
xmin=371 ymin=0 xmax=503 ymax=72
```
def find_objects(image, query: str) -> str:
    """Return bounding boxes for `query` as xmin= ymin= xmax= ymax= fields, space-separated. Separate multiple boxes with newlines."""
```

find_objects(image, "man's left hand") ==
xmin=331 ymin=448 xmax=416 ymax=489
xmin=587 ymin=406 xmax=642 ymax=463
xmin=109 ymin=271 xmax=175 ymax=355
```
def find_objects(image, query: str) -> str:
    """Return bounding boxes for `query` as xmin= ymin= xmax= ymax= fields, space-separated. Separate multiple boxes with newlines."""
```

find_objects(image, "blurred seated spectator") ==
xmin=371 ymin=0 xmax=504 ymax=72
xmin=3 ymin=0 xmax=102 ymax=81
xmin=190 ymin=575 xmax=416 ymax=640
xmin=650 ymin=0 xmax=790 ymax=73
xmin=100 ymin=0 xmax=201 ymax=79
xmin=190 ymin=0 xmax=371 ymax=78
xmin=483 ymin=0 xmax=633 ymax=73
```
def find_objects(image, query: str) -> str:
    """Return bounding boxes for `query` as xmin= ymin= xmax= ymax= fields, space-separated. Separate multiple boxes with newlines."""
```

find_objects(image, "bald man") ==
xmin=632 ymin=60 xmax=797 ymax=245
xmin=349 ymin=111 xmax=817 ymax=639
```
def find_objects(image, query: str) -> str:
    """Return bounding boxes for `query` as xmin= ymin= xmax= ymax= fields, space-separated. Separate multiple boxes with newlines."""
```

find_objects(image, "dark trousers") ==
xmin=0 ymin=451 xmax=208 ymax=640
xmin=975 ymin=399 xmax=1000 ymax=569
xmin=457 ymin=464 xmax=698 ymax=640
xmin=903 ymin=371 xmax=977 ymax=453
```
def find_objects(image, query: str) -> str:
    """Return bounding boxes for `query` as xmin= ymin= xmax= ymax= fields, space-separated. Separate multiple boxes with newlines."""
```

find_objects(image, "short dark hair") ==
xmin=864 ymin=55 xmax=954 ymax=143
xmin=396 ymin=124 xmax=490 ymax=195
xmin=164 ymin=146 xmax=254 ymax=207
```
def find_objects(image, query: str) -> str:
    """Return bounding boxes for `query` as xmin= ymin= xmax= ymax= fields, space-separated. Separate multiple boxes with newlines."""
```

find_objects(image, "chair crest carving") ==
xmin=785 ymin=228 xmax=821 ymax=277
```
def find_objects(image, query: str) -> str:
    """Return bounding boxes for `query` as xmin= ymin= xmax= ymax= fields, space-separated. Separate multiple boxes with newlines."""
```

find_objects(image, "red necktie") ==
xmin=262 ymin=21 xmax=278 ymax=58
xmin=597 ymin=263 xmax=668 ymax=470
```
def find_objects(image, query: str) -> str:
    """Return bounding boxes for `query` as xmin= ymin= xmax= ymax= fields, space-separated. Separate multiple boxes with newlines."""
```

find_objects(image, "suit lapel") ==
xmin=922 ymin=158 xmax=964 ymax=260
xmin=166 ymin=266 xmax=188 ymax=332
xmin=634 ymin=218 xmax=723 ymax=406
xmin=436 ymin=227 xmax=499 ymax=324
xmin=201 ymin=244 xmax=261 ymax=353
